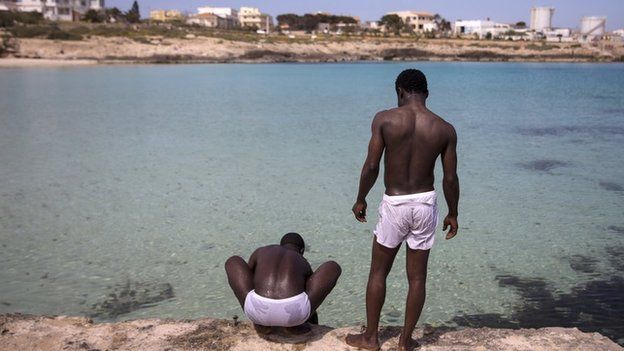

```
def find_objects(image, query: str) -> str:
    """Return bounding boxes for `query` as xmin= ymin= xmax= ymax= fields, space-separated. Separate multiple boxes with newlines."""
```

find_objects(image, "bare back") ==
xmin=378 ymin=106 xmax=454 ymax=195
xmin=249 ymin=245 xmax=312 ymax=299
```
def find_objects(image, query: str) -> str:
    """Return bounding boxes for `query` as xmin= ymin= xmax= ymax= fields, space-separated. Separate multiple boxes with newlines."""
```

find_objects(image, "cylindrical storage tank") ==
xmin=580 ymin=16 xmax=606 ymax=36
xmin=530 ymin=7 xmax=554 ymax=31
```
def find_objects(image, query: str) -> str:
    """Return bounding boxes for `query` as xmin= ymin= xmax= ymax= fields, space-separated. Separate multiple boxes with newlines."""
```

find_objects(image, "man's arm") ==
xmin=441 ymin=125 xmax=460 ymax=239
xmin=352 ymin=113 xmax=385 ymax=222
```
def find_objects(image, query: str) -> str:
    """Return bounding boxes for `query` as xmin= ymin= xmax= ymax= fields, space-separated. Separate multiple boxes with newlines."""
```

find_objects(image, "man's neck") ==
xmin=401 ymin=95 xmax=427 ymax=109
xmin=283 ymin=244 xmax=301 ymax=253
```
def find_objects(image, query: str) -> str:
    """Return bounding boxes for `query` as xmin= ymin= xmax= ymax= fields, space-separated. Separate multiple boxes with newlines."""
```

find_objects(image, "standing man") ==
xmin=346 ymin=69 xmax=459 ymax=351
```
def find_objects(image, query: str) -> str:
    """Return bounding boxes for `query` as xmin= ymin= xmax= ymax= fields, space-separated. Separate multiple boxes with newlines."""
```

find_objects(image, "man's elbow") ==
xmin=363 ymin=163 xmax=380 ymax=174
xmin=443 ymin=174 xmax=459 ymax=186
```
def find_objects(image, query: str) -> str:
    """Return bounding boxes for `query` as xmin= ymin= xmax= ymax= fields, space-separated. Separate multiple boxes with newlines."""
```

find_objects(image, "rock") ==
xmin=89 ymin=280 xmax=174 ymax=319
xmin=0 ymin=314 xmax=621 ymax=351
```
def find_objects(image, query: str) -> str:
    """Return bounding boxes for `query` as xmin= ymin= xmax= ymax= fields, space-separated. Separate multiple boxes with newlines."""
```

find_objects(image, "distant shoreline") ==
xmin=0 ymin=58 xmax=97 ymax=67
xmin=1 ymin=36 xmax=622 ymax=67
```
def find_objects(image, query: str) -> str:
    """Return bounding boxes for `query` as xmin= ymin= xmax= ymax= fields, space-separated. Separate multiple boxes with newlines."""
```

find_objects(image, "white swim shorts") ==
xmin=243 ymin=290 xmax=311 ymax=327
xmin=374 ymin=190 xmax=439 ymax=250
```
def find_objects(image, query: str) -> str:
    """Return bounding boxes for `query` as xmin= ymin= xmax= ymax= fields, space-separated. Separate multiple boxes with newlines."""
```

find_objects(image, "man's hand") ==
xmin=443 ymin=215 xmax=458 ymax=240
xmin=352 ymin=200 xmax=367 ymax=223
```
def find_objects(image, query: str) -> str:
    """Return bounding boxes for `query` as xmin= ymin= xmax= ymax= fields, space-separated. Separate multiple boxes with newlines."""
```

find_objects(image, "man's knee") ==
xmin=322 ymin=260 xmax=342 ymax=283
xmin=407 ymin=272 xmax=426 ymax=286
xmin=325 ymin=260 xmax=342 ymax=276
xmin=225 ymin=255 xmax=245 ymax=273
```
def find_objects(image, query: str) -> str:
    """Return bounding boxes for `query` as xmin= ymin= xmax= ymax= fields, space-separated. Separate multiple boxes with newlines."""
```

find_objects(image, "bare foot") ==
xmin=398 ymin=337 xmax=420 ymax=351
xmin=283 ymin=323 xmax=311 ymax=335
xmin=254 ymin=324 xmax=272 ymax=335
xmin=345 ymin=333 xmax=380 ymax=350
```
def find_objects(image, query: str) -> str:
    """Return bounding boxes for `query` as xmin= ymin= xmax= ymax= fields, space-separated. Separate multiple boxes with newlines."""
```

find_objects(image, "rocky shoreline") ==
xmin=2 ymin=36 xmax=623 ymax=65
xmin=0 ymin=314 xmax=622 ymax=350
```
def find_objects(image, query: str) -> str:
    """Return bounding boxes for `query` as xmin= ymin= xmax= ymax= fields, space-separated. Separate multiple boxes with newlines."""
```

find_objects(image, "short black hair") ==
xmin=280 ymin=232 xmax=305 ymax=252
xmin=395 ymin=69 xmax=428 ymax=95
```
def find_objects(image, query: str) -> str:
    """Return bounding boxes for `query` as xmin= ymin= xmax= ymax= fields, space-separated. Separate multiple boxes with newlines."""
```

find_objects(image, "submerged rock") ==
xmin=517 ymin=159 xmax=569 ymax=172
xmin=89 ymin=280 xmax=174 ymax=319
xmin=601 ymin=182 xmax=624 ymax=192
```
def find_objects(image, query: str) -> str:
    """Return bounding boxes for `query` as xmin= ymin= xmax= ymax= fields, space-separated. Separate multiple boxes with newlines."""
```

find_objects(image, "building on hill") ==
xmin=361 ymin=21 xmax=381 ymax=31
xmin=530 ymin=7 xmax=554 ymax=32
xmin=187 ymin=12 xmax=238 ymax=28
xmin=197 ymin=7 xmax=239 ymax=28
xmin=544 ymin=28 xmax=573 ymax=42
xmin=0 ymin=0 xmax=104 ymax=21
xmin=149 ymin=9 xmax=184 ymax=22
xmin=453 ymin=19 xmax=511 ymax=39
xmin=239 ymin=7 xmax=273 ymax=32
xmin=386 ymin=11 xmax=437 ymax=32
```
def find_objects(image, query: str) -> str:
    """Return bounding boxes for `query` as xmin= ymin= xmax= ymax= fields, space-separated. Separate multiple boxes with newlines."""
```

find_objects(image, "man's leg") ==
xmin=398 ymin=247 xmax=430 ymax=351
xmin=224 ymin=256 xmax=253 ymax=309
xmin=305 ymin=260 xmax=342 ymax=313
xmin=282 ymin=261 xmax=341 ymax=335
xmin=346 ymin=238 xmax=401 ymax=350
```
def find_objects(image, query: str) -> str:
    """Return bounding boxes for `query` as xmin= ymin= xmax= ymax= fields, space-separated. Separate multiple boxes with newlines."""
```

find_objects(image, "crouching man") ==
xmin=225 ymin=232 xmax=341 ymax=333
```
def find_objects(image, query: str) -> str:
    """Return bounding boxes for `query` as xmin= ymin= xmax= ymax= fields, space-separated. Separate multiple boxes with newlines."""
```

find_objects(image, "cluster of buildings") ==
xmin=150 ymin=6 xmax=273 ymax=32
xmin=451 ymin=7 xmax=610 ymax=42
xmin=1 ymin=1 xmax=622 ymax=42
xmin=0 ymin=0 xmax=104 ymax=21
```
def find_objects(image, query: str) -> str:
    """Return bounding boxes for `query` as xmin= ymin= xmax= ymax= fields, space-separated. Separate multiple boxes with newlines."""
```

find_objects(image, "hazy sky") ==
xmin=107 ymin=0 xmax=623 ymax=30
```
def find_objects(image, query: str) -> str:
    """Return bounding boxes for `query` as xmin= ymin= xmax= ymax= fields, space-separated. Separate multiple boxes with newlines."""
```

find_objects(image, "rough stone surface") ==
xmin=2 ymin=37 xmax=623 ymax=64
xmin=0 ymin=314 xmax=621 ymax=351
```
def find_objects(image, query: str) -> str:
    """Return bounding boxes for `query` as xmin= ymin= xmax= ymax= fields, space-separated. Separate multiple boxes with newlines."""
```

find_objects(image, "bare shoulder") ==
xmin=429 ymin=110 xmax=457 ymax=139
xmin=254 ymin=244 xmax=280 ymax=256
xmin=373 ymin=107 xmax=409 ymax=125
xmin=372 ymin=109 xmax=395 ymax=122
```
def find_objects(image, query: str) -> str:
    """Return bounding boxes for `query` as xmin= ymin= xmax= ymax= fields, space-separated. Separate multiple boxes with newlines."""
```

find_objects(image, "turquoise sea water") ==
xmin=1 ymin=62 xmax=623 ymax=343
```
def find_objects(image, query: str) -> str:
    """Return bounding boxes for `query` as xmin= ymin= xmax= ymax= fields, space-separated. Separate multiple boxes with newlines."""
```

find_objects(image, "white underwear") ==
xmin=374 ymin=190 xmax=438 ymax=250
xmin=243 ymin=290 xmax=311 ymax=327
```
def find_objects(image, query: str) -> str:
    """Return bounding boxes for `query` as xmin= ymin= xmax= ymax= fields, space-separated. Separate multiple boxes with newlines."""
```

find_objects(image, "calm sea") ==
xmin=1 ymin=62 xmax=623 ymax=343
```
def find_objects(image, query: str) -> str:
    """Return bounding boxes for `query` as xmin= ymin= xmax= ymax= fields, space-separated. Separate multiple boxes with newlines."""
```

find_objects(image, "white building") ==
xmin=0 ymin=1 xmax=17 ymax=11
xmin=530 ymin=7 xmax=554 ymax=32
xmin=386 ymin=11 xmax=437 ymax=32
xmin=544 ymin=28 xmax=573 ymax=42
xmin=613 ymin=29 xmax=624 ymax=37
xmin=361 ymin=21 xmax=380 ymax=31
xmin=238 ymin=7 xmax=273 ymax=32
xmin=453 ymin=19 xmax=511 ymax=39
xmin=0 ymin=0 xmax=104 ymax=21
xmin=197 ymin=6 xmax=239 ymax=27
xmin=580 ymin=16 xmax=606 ymax=40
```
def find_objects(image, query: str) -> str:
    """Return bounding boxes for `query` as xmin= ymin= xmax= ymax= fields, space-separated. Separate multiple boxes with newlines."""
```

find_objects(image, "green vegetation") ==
xmin=7 ymin=25 xmax=52 ymax=38
xmin=432 ymin=14 xmax=451 ymax=33
xmin=379 ymin=14 xmax=403 ymax=35
xmin=46 ymin=27 xmax=82 ymax=40
xmin=84 ymin=9 xmax=106 ymax=23
xmin=126 ymin=1 xmax=140 ymax=23
xmin=276 ymin=13 xmax=357 ymax=32
xmin=526 ymin=42 xmax=557 ymax=51
xmin=6 ymin=24 xmax=82 ymax=41
xmin=0 ymin=10 xmax=44 ymax=27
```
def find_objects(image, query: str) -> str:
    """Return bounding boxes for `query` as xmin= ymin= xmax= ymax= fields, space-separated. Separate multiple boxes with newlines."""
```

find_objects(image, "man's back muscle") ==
xmin=251 ymin=245 xmax=311 ymax=299
xmin=379 ymin=106 xmax=453 ymax=196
